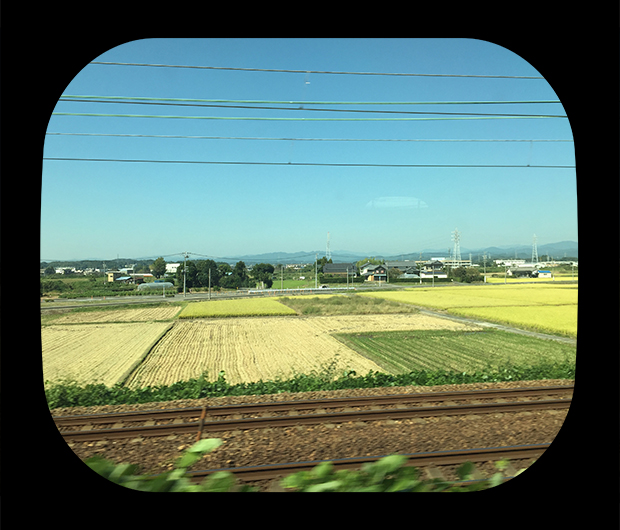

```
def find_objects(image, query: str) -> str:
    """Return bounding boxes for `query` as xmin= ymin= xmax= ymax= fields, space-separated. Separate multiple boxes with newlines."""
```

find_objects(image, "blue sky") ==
xmin=41 ymin=38 xmax=576 ymax=261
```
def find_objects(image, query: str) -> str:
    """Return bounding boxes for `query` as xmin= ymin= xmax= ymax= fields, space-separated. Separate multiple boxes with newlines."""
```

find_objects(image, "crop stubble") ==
xmin=42 ymin=322 xmax=173 ymax=386
xmin=47 ymin=306 xmax=181 ymax=324
xmin=124 ymin=313 xmax=477 ymax=388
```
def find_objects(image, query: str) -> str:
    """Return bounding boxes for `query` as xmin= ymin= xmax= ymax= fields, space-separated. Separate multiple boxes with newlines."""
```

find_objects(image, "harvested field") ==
xmin=42 ymin=322 xmax=173 ymax=386
xmin=178 ymin=298 xmax=297 ymax=319
xmin=277 ymin=294 xmax=419 ymax=316
xmin=124 ymin=313 xmax=481 ymax=388
xmin=45 ymin=305 xmax=181 ymax=325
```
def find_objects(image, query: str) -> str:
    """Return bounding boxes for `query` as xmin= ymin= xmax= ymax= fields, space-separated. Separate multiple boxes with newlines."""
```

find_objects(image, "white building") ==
xmin=494 ymin=259 xmax=526 ymax=267
xmin=166 ymin=263 xmax=180 ymax=274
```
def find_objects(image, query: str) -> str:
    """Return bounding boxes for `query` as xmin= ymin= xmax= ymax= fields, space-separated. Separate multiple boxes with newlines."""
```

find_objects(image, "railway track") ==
xmin=55 ymin=385 xmax=572 ymax=442
xmin=186 ymin=442 xmax=550 ymax=484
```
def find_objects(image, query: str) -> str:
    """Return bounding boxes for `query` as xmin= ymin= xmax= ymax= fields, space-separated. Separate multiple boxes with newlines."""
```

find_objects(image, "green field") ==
xmin=277 ymin=294 xmax=419 ymax=316
xmin=178 ymin=297 xmax=297 ymax=318
xmin=359 ymin=284 xmax=577 ymax=338
xmin=333 ymin=329 xmax=576 ymax=375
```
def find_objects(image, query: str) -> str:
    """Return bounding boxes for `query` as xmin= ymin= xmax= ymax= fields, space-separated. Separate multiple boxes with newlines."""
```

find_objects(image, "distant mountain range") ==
xmin=225 ymin=240 xmax=578 ymax=265
xmin=41 ymin=241 xmax=577 ymax=267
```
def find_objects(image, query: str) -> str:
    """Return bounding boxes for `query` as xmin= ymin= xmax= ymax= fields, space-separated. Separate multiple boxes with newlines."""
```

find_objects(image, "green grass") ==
xmin=178 ymin=297 xmax=297 ymax=318
xmin=332 ymin=329 xmax=576 ymax=375
xmin=277 ymin=294 xmax=419 ymax=316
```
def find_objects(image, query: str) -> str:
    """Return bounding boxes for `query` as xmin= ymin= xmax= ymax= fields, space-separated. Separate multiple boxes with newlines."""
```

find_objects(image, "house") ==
xmin=419 ymin=260 xmax=447 ymax=279
xmin=359 ymin=262 xmax=380 ymax=275
xmin=385 ymin=260 xmax=416 ymax=270
xmin=537 ymin=270 xmax=552 ymax=278
xmin=107 ymin=270 xmax=121 ymax=282
xmin=323 ymin=263 xmax=357 ymax=277
xmin=361 ymin=264 xmax=387 ymax=282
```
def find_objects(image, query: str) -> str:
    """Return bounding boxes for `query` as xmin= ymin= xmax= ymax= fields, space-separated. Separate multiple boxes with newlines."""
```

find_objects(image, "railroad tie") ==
xmin=425 ymin=467 xmax=447 ymax=481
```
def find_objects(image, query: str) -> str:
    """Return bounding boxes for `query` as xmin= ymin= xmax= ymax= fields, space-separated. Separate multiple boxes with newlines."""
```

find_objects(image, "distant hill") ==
xmin=41 ymin=241 xmax=577 ymax=267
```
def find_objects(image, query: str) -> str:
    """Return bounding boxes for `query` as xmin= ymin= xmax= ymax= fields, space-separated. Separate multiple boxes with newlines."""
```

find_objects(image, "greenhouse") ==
xmin=137 ymin=281 xmax=175 ymax=291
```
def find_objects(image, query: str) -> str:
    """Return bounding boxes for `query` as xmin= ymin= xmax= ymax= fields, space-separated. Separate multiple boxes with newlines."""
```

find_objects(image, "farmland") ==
xmin=178 ymin=298 xmax=297 ymax=318
xmin=277 ymin=294 xmax=419 ymax=316
xmin=124 ymin=312 xmax=480 ymax=388
xmin=42 ymin=322 xmax=173 ymax=386
xmin=42 ymin=305 xmax=181 ymax=325
xmin=334 ymin=329 xmax=576 ymax=375
xmin=42 ymin=283 xmax=577 ymax=406
xmin=359 ymin=284 xmax=577 ymax=338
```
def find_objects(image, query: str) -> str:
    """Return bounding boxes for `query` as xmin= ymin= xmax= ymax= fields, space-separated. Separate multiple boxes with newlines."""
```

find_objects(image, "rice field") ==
xmin=178 ymin=298 xmax=297 ymax=318
xmin=359 ymin=284 xmax=577 ymax=338
xmin=447 ymin=305 xmax=577 ymax=338
xmin=43 ymin=305 xmax=181 ymax=325
xmin=124 ymin=317 xmax=385 ymax=387
xmin=124 ymin=312 xmax=478 ymax=388
xmin=42 ymin=322 xmax=173 ymax=386
xmin=334 ymin=329 xmax=576 ymax=374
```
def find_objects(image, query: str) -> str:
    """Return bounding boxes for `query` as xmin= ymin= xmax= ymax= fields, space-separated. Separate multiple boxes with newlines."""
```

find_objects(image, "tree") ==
xmin=44 ymin=265 xmax=55 ymax=276
xmin=251 ymin=263 xmax=275 ymax=288
xmin=151 ymin=257 xmax=166 ymax=279
xmin=388 ymin=267 xmax=402 ymax=280
xmin=356 ymin=257 xmax=383 ymax=269
xmin=450 ymin=266 xmax=481 ymax=283
xmin=196 ymin=260 xmax=221 ymax=288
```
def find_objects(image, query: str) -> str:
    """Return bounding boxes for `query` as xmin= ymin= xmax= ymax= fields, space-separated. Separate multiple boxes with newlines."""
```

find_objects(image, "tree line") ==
xmin=165 ymin=258 xmax=276 ymax=290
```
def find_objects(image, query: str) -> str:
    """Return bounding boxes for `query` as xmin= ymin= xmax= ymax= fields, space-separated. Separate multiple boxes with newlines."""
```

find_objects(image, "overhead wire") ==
xmin=45 ymin=132 xmax=574 ymax=142
xmin=51 ymin=111 xmax=563 ymax=122
xmin=59 ymin=94 xmax=561 ymax=105
xmin=89 ymin=61 xmax=545 ymax=79
xmin=43 ymin=157 xmax=575 ymax=169
xmin=55 ymin=97 xmax=565 ymax=118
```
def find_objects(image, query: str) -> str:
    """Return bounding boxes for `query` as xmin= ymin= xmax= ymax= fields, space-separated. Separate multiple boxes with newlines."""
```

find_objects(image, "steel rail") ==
xmin=53 ymin=384 xmax=574 ymax=427
xmin=59 ymin=399 xmax=570 ymax=442
xmin=185 ymin=443 xmax=550 ymax=482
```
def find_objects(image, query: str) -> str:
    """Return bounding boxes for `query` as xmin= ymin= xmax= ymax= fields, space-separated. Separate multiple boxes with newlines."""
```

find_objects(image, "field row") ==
xmin=43 ymin=305 xmax=182 ymax=325
xmin=41 ymin=312 xmax=480 ymax=387
xmin=334 ymin=329 xmax=576 ymax=375
xmin=42 ymin=322 xmax=173 ymax=387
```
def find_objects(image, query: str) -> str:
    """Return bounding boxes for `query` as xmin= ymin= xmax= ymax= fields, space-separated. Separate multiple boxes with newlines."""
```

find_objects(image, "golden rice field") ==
xmin=41 ymin=322 xmax=173 ymax=386
xmin=359 ymin=284 xmax=577 ymax=338
xmin=178 ymin=298 xmax=297 ymax=318
xmin=124 ymin=312 xmax=477 ymax=388
xmin=44 ymin=305 xmax=181 ymax=324
xmin=447 ymin=305 xmax=577 ymax=338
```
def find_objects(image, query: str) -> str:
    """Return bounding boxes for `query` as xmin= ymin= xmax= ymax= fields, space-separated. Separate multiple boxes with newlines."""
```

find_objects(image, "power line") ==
xmin=89 ymin=61 xmax=545 ymax=79
xmin=46 ymin=132 xmax=574 ymax=142
xmin=43 ymin=157 xmax=576 ymax=169
xmin=51 ymin=111 xmax=564 ymax=122
xmin=59 ymin=94 xmax=561 ymax=105
xmin=56 ymin=97 xmax=566 ymax=118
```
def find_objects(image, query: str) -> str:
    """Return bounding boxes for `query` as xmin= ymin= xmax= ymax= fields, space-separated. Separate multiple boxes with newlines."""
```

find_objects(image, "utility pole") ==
xmin=208 ymin=267 xmax=211 ymax=300
xmin=183 ymin=251 xmax=188 ymax=297
xmin=281 ymin=264 xmax=283 ymax=290
xmin=315 ymin=253 xmax=318 ymax=289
